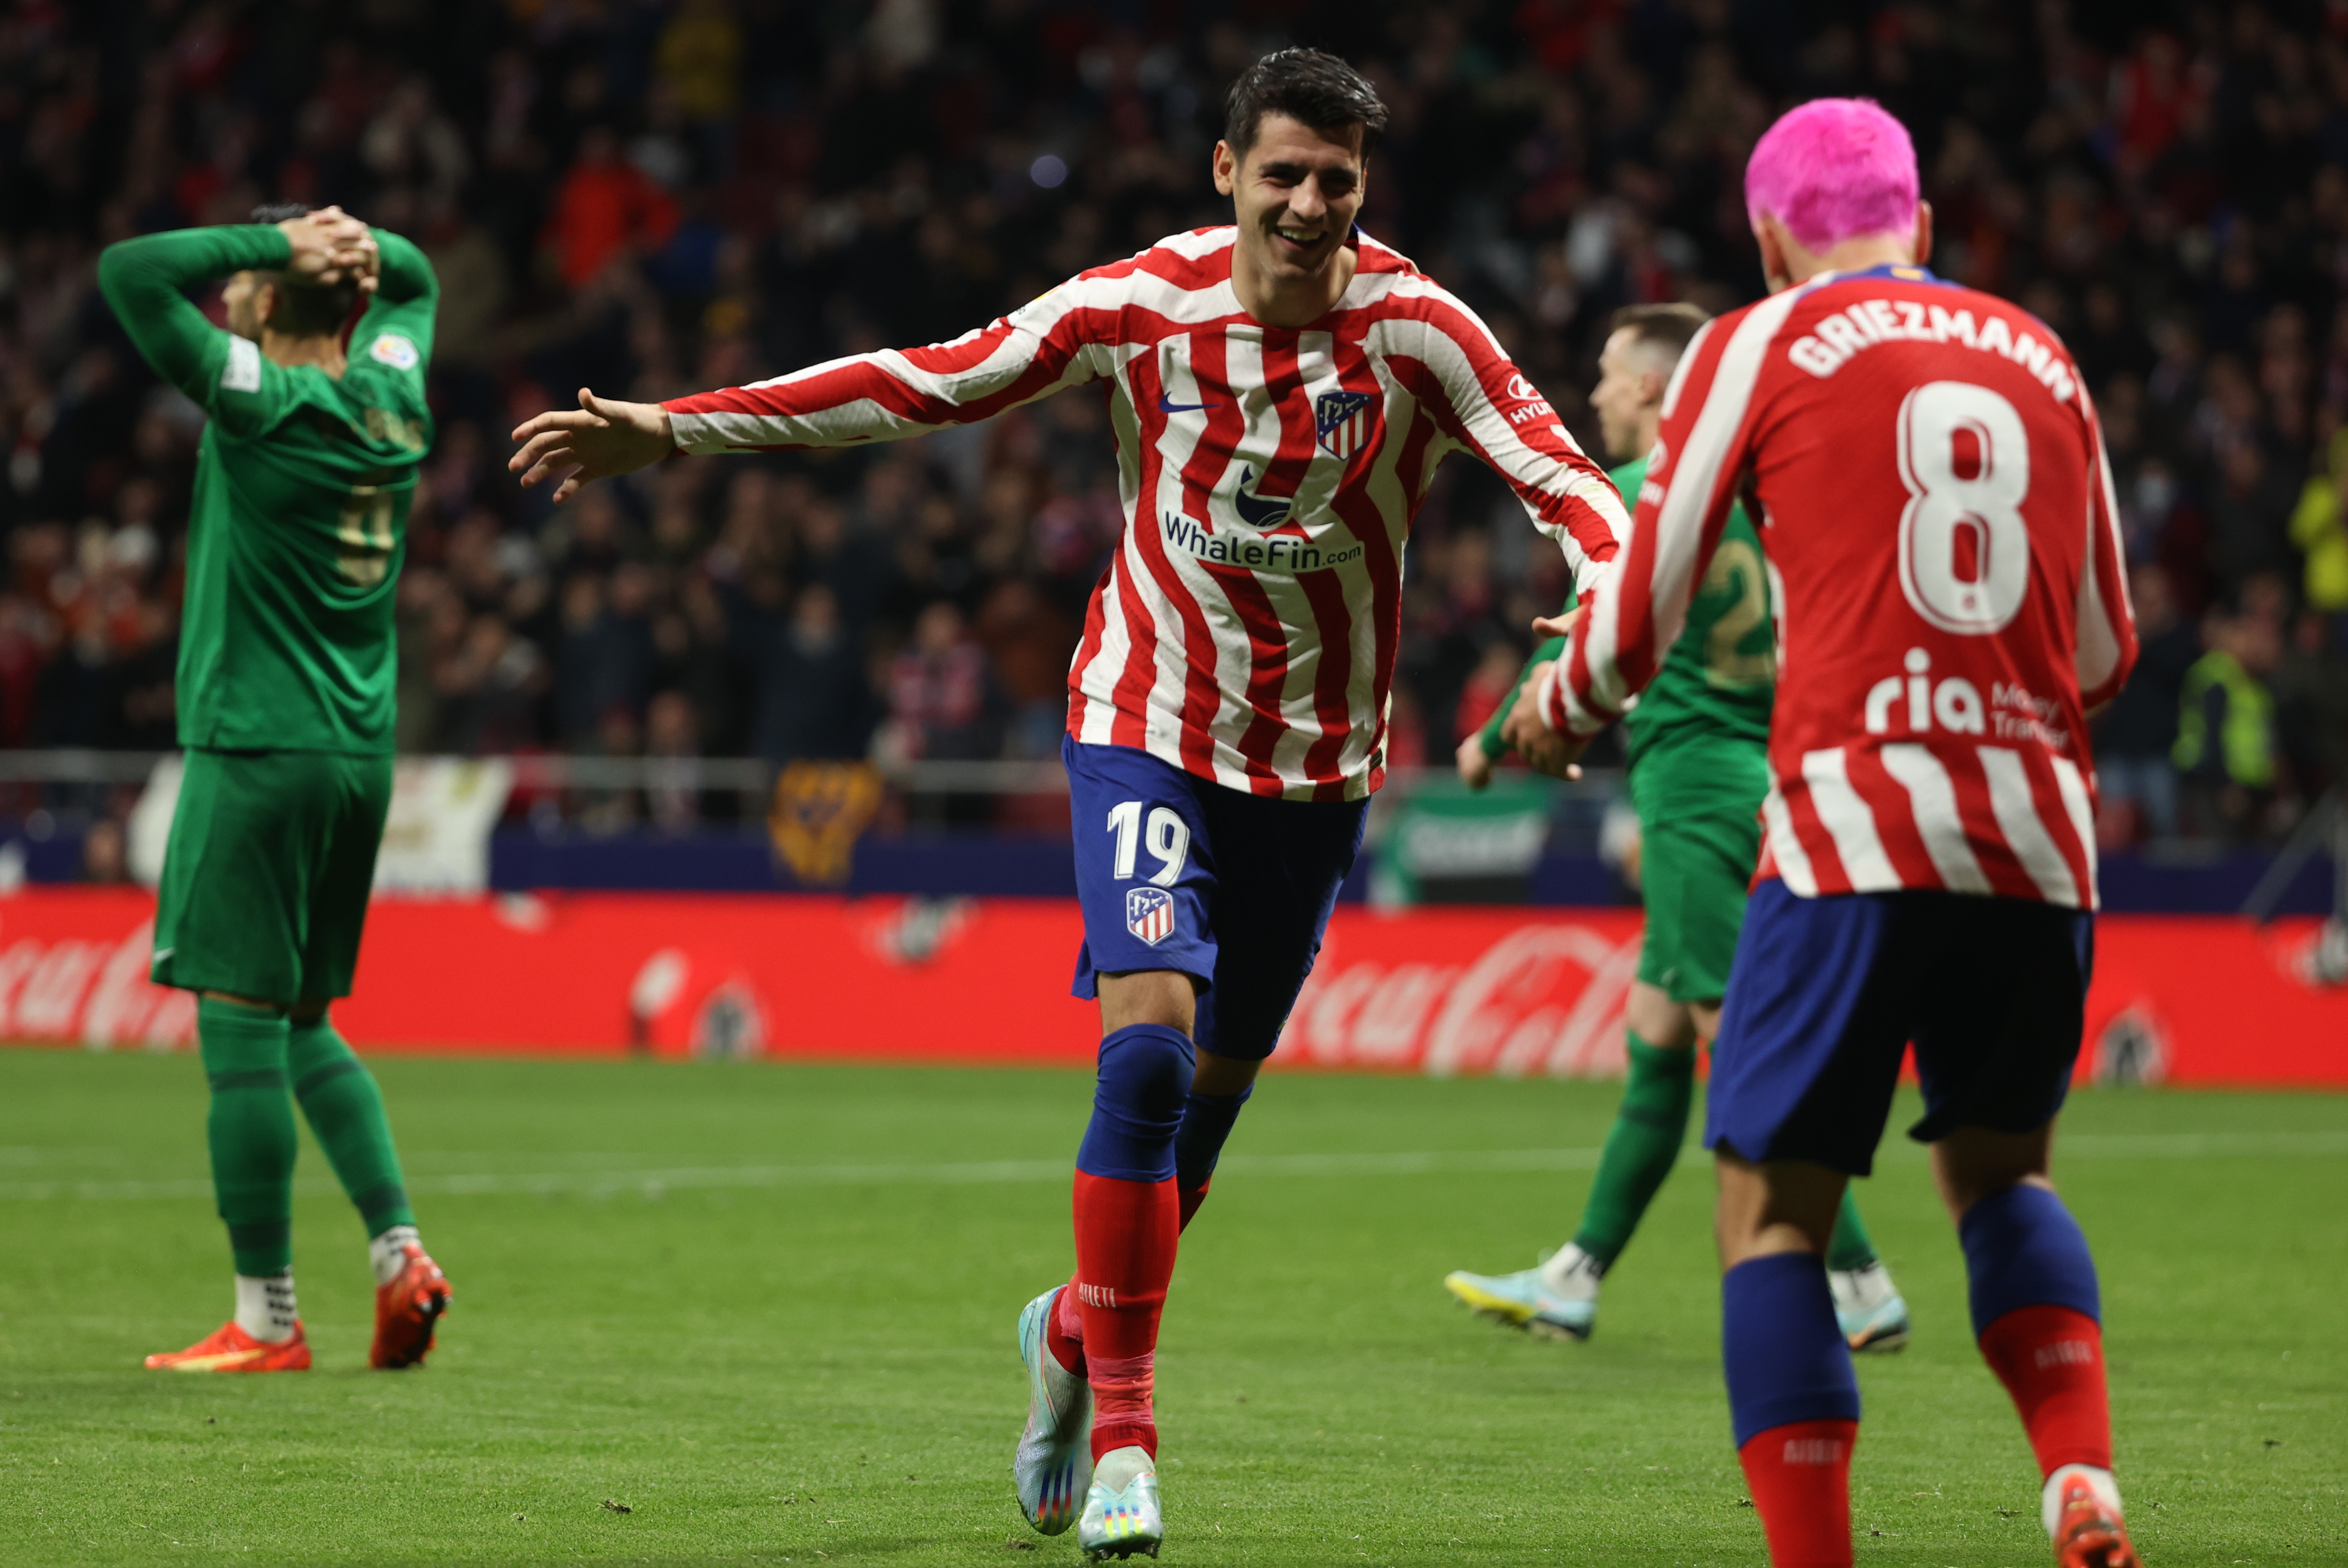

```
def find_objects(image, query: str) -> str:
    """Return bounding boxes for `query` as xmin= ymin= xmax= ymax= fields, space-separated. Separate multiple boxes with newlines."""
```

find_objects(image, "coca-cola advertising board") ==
xmin=0 ymin=888 xmax=2340 ymax=1084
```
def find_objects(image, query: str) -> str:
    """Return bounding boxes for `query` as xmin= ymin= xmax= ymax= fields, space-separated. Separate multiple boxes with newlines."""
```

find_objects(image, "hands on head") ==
xmin=507 ymin=389 xmax=676 ymax=505
xmin=278 ymin=205 xmax=379 ymax=296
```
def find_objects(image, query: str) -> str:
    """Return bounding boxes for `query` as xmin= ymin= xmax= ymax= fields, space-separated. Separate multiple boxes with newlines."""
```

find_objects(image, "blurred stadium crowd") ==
xmin=3 ymin=0 xmax=2347 ymax=845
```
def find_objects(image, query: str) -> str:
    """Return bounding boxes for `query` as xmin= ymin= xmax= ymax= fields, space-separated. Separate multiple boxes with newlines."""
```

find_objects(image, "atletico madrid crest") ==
xmin=1316 ymin=390 xmax=1373 ymax=459
xmin=1125 ymin=887 xmax=1176 ymax=946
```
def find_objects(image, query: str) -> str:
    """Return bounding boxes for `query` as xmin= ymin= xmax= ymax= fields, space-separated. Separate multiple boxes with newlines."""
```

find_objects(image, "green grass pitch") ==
xmin=0 ymin=1051 xmax=2340 ymax=1566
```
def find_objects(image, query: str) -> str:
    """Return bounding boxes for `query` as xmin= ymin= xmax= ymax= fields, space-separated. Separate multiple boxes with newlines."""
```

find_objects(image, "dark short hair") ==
xmin=1607 ymin=302 xmax=1710 ymax=362
xmin=1223 ymin=48 xmax=1389 ymax=160
xmin=248 ymin=201 xmax=359 ymax=338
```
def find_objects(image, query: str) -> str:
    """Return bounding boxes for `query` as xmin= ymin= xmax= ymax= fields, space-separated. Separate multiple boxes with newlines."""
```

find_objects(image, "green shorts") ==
xmin=1629 ymin=736 xmax=1770 ymax=1004
xmin=151 ymin=748 xmax=393 ymax=1005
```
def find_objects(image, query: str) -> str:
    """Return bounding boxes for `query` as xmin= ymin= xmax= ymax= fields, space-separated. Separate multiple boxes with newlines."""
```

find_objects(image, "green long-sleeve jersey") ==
xmin=1476 ymin=454 xmax=1774 ymax=764
xmin=98 ymin=224 xmax=437 ymax=754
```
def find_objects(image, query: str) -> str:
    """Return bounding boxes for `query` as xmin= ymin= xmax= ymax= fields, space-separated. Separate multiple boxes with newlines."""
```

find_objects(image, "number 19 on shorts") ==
xmin=1106 ymin=799 xmax=1191 ymax=886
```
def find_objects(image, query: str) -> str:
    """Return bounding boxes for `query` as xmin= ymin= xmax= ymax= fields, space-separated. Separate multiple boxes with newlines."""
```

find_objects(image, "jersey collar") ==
xmin=1828 ymin=262 xmax=1954 ymax=287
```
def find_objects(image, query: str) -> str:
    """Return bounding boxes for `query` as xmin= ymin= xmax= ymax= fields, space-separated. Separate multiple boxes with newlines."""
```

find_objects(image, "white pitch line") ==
xmin=0 ymin=1129 xmax=2339 ymax=1203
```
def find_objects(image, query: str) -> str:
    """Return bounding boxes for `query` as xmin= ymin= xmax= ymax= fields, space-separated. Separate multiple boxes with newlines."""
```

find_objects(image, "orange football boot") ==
xmin=2053 ymin=1473 xmax=2145 ymax=1568
xmin=144 ymin=1319 xmax=311 ymax=1372
xmin=370 ymin=1243 xmax=451 ymax=1368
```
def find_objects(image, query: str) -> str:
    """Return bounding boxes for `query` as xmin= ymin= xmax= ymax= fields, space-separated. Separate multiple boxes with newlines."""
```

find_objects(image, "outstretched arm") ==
xmin=510 ymin=287 xmax=1107 ymax=504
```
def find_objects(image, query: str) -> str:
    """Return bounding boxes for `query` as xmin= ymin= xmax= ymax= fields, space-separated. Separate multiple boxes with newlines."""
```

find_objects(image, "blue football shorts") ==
xmin=1705 ymin=880 xmax=2096 ymax=1175
xmin=1064 ymin=736 xmax=1368 ymax=1061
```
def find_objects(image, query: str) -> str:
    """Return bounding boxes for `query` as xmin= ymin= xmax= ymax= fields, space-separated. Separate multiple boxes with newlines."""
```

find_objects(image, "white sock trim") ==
xmin=233 ymin=1271 xmax=297 ymax=1342
xmin=368 ymin=1225 xmax=422 ymax=1287
xmin=1094 ymin=1444 xmax=1153 ymax=1494
xmin=1537 ymin=1242 xmax=1603 ymax=1297
xmin=2042 ymin=1462 xmax=2121 ymax=1538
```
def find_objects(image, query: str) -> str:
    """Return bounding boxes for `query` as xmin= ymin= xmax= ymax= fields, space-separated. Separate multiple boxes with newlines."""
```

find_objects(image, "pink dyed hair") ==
xmin=1744 ymin=98 xmax=1920 ymax=252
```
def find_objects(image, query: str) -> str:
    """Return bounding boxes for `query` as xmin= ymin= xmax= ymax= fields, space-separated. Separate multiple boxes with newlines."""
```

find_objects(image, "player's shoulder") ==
xmin=356 ymin=325 xmax=426 ymax=378
xmin=1074 ymin=227 xmax=1236 ymax=295
xmin=1010 ymin=228 xmax=1236 ymax=340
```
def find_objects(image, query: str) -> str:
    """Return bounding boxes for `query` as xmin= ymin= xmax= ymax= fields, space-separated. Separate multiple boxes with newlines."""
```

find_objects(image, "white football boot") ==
xmin=1829 ymin=1260 xmax=1913 ymax=1353
xmin=1077 ymin=1443 xmax=1163 ymax=1560
xmin=1013 ymin=1285 xmax=1092 ymax=1534
xmin=1443 ymin=1244 xmax=1603 ymax=1342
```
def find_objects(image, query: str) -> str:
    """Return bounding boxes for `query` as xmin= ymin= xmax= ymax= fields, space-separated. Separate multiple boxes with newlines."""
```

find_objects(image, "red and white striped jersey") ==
xmin=664 ymin=226 xmax=1628 ymax=800
xmin=1541 ymin=265 xmax=2137 ymax=909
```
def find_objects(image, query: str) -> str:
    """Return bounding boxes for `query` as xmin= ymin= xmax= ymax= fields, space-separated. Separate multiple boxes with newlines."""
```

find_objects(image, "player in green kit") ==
xmin=98 ymin=205 xmax=453 ymax=1372
xmin=1443 ymin=304 xmax=1911 ymax=1350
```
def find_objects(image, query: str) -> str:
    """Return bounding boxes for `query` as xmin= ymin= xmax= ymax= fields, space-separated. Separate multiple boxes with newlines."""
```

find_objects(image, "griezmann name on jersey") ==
xmin=98 ymin=225 xmax=438 ymax=754
xmin=1549 ymin=265 xmax=2136 ymax=909
xmin=664 ymin=226 xmax=1629 ymax=802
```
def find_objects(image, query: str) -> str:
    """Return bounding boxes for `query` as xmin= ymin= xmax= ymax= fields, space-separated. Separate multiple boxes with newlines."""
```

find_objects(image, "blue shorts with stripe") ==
xmin=1705 ymin=880 xmax=2095 ymax=1175
xmin=1064 ymin=737 xmax=1368 ymax=1061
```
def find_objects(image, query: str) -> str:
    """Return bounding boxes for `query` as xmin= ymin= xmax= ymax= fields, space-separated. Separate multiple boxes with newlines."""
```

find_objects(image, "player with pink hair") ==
xmin=1505 ymin=97 xmax=2144 ymax=1568
xmin=1743 ymin=97 xmax=1924 ymax=263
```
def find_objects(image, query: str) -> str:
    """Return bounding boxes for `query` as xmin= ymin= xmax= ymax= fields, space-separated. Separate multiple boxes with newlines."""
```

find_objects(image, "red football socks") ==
xmin=1070 ymin=1169 xmax=1178 ymax=1460
xmin=1046 ymin=1274 xmax=1085 ymax=1375
xmin=1176 ymin=1178 xmax=1210 ymax=1231
xmin=1979 ymin=1303 xmax=2112 ymax=1475
xmin=1737 ymin=1418 xmax=1857 ymax=1568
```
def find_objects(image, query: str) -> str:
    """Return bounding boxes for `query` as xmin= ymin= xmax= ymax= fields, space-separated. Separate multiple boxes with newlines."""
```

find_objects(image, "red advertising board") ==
xmin=0 ymin=887 xmax=2340 ymax=1085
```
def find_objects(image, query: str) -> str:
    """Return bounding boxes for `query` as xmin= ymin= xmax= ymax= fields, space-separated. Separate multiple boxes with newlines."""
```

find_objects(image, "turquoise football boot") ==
xmin=1442 ymin=1262 xmax=1598 ymax=1342
xmin=1830 ymin=1261 xmax=1912 ymax=1353
xmin=1012 ymin=1286 xmax=1091 ymax=1534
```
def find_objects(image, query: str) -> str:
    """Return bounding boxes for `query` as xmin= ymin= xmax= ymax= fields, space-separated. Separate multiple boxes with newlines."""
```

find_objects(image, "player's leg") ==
xmin=1913 ymin=900 xmax=2138 ymax=1567
xmin=1706 ymin=882 xmax=1918 ymax=1568
xmin=1448 ymin=753 xmax=1734 ymax=1339
xmin=1075 ymin=965 xmax=1194 ymax=1458
xmin=1717 ymin=1153 xmax=1862 ymax=1568
xmin=286 ymin=754 xmax=449 ymax=1369
xmin=1169 ymin=784 xmax=1365 ymax=1231
xmin=145 ymin=750 xmax=313 ymax=1372
xmin=1574 ymin=760 xmax=1743 ymax=1282
xmin=1018 ymin=739 xmax=1219 ymax=1550
xmin=1444 ymin=980 xmax=1695 ymax=1340
xmin=1824 ymin=1184 xmax=1911 ymax=1353
xmin=1053 ymin=766 xmax=1366 ymax=1559
xmin=1173 ymin=1043 xmax=1257 ymax=1231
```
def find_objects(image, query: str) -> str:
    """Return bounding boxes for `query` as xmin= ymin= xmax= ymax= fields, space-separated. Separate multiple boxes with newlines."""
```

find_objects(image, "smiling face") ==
xmin=1215 ymin=112 xmax=1366 ymax=299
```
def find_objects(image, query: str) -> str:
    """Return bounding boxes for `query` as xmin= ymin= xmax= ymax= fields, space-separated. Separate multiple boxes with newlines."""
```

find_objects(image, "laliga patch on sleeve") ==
xmin=221 ymin=335 xmax=262 ymax=393
xmin=368 ymin=332 xmax=419 ymax=371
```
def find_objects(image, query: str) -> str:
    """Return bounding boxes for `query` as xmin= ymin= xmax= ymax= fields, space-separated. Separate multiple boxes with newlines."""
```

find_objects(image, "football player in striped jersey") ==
xmin=1445 ymin=303 xmax=1912 ymax=1354
xmin=512 ymin=48 xmax=1630 ymax=1561
xmin=1514 ymin=99 xmax=2142 ymax=1568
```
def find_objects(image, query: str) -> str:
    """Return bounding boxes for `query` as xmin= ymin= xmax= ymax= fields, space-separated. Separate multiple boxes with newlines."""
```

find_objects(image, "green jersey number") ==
xmin=1702 ymin=535 xmax=1775 ymax=691
xmin=336 ymin=484 xmax=396 ymax=587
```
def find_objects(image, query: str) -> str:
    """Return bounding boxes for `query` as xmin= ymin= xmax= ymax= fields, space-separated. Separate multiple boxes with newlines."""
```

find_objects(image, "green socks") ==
xmin=199 ymin=998 xmax=297 ymax=1276
xmin=1825 ymin=1186 xmax=1879 ymax=1272
xmin=1571 ymin=1031 xmax=1697 ymax=1267
xmin=289 ymin=1015 xmax=415 ymax=1237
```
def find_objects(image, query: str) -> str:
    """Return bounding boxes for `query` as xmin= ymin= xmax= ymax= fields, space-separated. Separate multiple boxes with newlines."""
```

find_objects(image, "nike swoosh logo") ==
xmin=1157 ymin=395 xmax=1222 ymax=413
xmin=151 ymin=948 xmax=174 ymax=963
